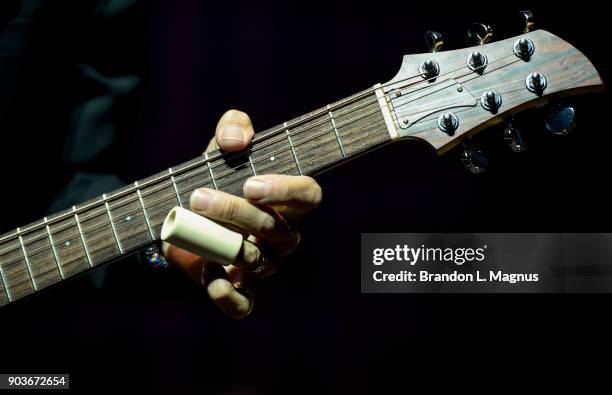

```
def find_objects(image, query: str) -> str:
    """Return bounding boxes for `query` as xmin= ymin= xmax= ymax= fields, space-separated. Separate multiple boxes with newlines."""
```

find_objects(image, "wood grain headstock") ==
xmin=383 ymin=30 xmax=604 ymax=154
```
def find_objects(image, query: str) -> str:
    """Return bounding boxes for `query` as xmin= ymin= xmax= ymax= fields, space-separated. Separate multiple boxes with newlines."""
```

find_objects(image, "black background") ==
xmin=0 ymin=0 xmax=610 ymax=393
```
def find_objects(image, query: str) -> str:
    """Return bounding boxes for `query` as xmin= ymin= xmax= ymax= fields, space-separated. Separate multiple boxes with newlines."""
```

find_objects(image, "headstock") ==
xmin=383 ymin=29 xmax=604 ymax=155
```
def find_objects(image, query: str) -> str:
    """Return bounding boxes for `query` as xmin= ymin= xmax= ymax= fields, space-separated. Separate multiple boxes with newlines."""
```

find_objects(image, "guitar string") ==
xmin=0 ymin=52 xmax=518 ymax=259
xmin=9 ymin=72 xmax=528 ymax=262
xmin=0 ymin=51 xmax=493 ymax=242
xmin=6 ymin=114 xmax=393 ymax=267
xmin=5 ymin=110 xmax=392 ymax=262
xmin=13 ymin=78 xmax=534 ymax=266
xmin=99 ymin=53 xmax=519 ymax=214
xmin=25 ymin=77 xmax=531 ymax=261
xmin=76 ymin=53 xmax=515 ymax=213
xmin=0 ymin=53 xmax=518 ymax=260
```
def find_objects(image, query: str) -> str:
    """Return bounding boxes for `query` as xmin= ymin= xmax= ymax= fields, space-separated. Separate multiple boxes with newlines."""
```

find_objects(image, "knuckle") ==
xmin=253 ymin=212 xmax=276 ymax=235
xmin=244 ymin=243 xmax=262 ymax=268
xmin=216 ymin=197 xmax=239 ymax=221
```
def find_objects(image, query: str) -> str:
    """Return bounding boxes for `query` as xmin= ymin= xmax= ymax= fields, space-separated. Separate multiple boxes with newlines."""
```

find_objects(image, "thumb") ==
xmin=215 ymin=109 xmax=255 ymax=152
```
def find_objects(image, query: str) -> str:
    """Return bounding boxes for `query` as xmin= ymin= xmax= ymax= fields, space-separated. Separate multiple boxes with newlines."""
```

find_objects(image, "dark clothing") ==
xmin=1 ymin=0 xmax=150 ymax=288
xmin=0 ymin=0 xmax=148 ymax=224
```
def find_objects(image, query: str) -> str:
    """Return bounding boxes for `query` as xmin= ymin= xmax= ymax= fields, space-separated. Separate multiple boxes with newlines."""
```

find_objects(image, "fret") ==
xmin=168 ymin=168 xmax=184 ymax=208
xmin=103 ymin=193 xmax=124 ymax=255
xmin=77 ymin=198 xmax=121 ymax=265
xmin=0 ymin=259 xmax=9 ymax=305
xmin=135 ymin=181 xmax=155 ymax=240
xmin=206 ymin=154 xmax=219 ymax=190
xmin=48 ymin=208 xmax=92 ymax=278
xmin=327 ymin=105 xmax=346 ymax=159
xmin=286 ymin=109 xmax=342 ymax=174
xmin=44 ymin=217 xmax=64 ymax=279
xmin=107 ymin=185 xmax=153 ymax=252
xmin=0 ymin=236 xmax=36 ymax=300
xmin=173 ymin=160 xmax=215 ymax=206
xmin=139 ymin=172 xmax=180 ymax=239
xmin=17 ymin=230 xmax=37 ymax=290
xmin=208 ymin=151 xmax=254 ymax=196
xmin=248 ymin=155 xmax=257 ymax=176
xmin=21 ymin=220 xmax=62 ymax=290
xmin=285 ymin=122 xmax=303 ymax=175
xmin=250 ymin=127 xmax=300 ymax=176
xmin=73 ymin=207 xmax=93 ymax=268
xmin=332 ymin=92 xmax=390 ymax=157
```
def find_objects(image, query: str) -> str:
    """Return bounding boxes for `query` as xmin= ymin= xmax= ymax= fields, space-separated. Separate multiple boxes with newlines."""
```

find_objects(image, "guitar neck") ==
xmin=0 ymin=85 xmax=395 ymax=306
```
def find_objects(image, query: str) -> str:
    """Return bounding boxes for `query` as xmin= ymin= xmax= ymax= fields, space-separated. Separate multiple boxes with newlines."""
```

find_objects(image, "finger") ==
xmin=203 ymin=262 xmax=253 ymax=319
xmin=162 ymin=241 xmax=206 ymax=283
xmin=243 ymin=175 xmax=322 ymax=210
xmin=163 ymin=242 xmax=253 ymax=319
xmin=215 ymin=109 xmax=255 ymax=152
xmin=231 ymin=236 xmax=289 ymax=274
xmin=189 ymin=188 xmax=300 ymax=250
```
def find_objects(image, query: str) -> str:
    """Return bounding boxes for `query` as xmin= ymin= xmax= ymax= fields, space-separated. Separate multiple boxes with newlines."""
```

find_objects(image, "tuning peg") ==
xmin=518 ymin=10 xmax=535 ymax=33
xmin=545 ymin=105 xmax=576 ymax=135
xmin=466 ymin=23 xmax=494 ymax=46
xmin=425 ymin=31 xmax=444 ymax=52
xmin=461 ymin=142 xmax=488 ymax=174
xmin=503 ymin=121 xmax=526 ymax=152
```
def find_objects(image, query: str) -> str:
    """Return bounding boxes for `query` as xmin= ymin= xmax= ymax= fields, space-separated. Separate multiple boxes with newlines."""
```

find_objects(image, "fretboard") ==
xmin=0 ymin=86 xmax=393 ymax=306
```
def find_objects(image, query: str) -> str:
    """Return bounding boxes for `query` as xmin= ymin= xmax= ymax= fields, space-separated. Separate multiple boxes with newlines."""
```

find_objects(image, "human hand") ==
xmin=163 ymin=110 xmax=322 ymax=319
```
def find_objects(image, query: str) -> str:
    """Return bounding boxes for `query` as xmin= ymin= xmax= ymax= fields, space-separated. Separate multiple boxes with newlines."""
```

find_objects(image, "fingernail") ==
xmin=244 ymin=178 xmax=272 ymax=200
xmin=220 ymin=124 xmax=247 ymax=144
xmin=190 ymin=189 xmax=215 ymax=212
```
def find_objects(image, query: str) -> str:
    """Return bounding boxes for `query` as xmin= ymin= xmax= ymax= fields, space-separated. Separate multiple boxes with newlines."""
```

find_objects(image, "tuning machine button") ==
xmin=518 ymin=10 xmax=535 ymax=33
xmin=503 ymin=121 xmax=526 ymax=152
xmin=425 ymin=31 xmax=444 ymax=53
xmin=437 ymin=112 xmax=459 ymax=135
xmin=480 ymin=90 xmax=502 ymax=112
xmin=419 ymin=59 xmax=440 ymax=79
xmin=545 ymin=105 xmax=576 ymax=135
xmin=514 ymin=38 xmax=535 ymax=59
xmin=526 ymin=72 xmax=547 ymax=94
xmin=461 ymin=142 xmax=488 ymax=174
xmin=467 ymin=51 xmax=488 ymax=72
xmin=466 ymin=23 xmax=494 ymax=46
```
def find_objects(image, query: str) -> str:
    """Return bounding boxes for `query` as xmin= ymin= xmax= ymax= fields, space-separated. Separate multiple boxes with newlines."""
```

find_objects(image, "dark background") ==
xmin=0 ymin=0 xmax=610 ymax=393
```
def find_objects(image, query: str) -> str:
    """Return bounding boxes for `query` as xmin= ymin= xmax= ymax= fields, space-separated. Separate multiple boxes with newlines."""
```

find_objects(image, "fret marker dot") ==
xmin=126 ymin=216 xmax=132 ymax=222
xmin=65 ymin=241 xmax=70 ymax=246
xmin=270 ymin=156 xmax=275 ymax=162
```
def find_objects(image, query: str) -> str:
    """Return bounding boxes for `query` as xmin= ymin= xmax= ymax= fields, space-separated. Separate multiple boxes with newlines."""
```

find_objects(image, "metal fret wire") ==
xmin=1 ymin=103 xmax=389 ymax=262
xmin=5 ymin=75 xmax=521 ymax=262
xmin=0 ymin=59 xmax=471 ymax=243
xmin=0 ymin=54 xmax=511 ymax=263
xmin=50 ymin=114 xmax=392 ymax=254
